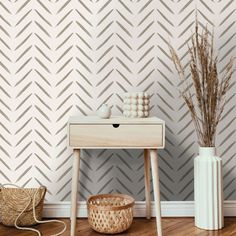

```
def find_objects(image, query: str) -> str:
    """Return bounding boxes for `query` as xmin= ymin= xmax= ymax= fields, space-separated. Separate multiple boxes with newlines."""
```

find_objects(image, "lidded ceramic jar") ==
xmin=123 ymin=92 xmax=150 ymax=118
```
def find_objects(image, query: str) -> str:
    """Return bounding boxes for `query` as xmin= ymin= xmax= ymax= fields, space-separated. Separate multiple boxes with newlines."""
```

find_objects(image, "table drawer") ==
xmin=69 ymin=124 xmax=163 ymax=148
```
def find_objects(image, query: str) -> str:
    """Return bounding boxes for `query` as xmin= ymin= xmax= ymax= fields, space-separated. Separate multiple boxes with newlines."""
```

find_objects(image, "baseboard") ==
xmin=43 ymin=201 xmax=236 ymax=218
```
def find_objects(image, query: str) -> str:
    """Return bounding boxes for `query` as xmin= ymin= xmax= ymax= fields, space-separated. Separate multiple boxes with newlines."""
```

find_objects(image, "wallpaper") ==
xmin=0 ymin=0 xmax=235 ymax=202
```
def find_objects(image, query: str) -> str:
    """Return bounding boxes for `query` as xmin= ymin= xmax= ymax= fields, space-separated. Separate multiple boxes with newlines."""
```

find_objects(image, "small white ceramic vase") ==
xmin=97 ymin=104 xmax=111 ymax=119
xmin=194 ymin=147 xmax=224 ymax=230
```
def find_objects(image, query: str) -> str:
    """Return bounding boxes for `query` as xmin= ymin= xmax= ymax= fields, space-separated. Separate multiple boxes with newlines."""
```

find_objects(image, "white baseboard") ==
xmin=43 ymin=201 xmax=236 ymax=218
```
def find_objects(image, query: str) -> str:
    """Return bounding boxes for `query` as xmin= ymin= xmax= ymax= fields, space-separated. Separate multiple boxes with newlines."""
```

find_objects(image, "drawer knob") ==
xmin=112 ymin=124 xmax=120 ymax=128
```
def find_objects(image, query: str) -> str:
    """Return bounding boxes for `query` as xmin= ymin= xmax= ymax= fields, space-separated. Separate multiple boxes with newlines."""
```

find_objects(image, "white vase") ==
xmin=97 ymin=104 xmax=111 ymax=119
xmin=194 ymin=147 xmax=224 ymax=230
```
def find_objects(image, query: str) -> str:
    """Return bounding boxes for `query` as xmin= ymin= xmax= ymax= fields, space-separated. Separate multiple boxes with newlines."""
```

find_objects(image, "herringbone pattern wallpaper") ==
xmin=0 ymin=0 xmax=235 ymax=201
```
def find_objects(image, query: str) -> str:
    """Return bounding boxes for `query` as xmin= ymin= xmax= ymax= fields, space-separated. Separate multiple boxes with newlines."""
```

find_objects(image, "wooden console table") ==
xmin=68 ymin=116 xmax=165 ymax=236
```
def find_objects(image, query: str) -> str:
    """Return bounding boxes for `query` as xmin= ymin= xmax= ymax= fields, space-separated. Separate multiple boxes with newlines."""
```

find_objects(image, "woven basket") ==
xmin=0 ymin=186 xmax=46 ymax=226
xmin=87 ymin=194 xmax=134 ymax=234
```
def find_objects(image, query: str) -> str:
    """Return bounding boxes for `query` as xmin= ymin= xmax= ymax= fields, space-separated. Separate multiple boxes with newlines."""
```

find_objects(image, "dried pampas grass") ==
xmin=169 ymin=20 xmax=235 ymax=147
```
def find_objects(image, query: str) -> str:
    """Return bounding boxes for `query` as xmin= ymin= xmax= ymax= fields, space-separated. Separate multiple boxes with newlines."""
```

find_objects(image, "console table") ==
xmin=68 ymin=116 xmax=165 ymax=236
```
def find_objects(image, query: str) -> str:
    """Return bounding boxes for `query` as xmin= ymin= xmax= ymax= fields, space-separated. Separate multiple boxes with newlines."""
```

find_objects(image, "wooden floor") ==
xmin=0 ymin=218 xmax=236 ymax=236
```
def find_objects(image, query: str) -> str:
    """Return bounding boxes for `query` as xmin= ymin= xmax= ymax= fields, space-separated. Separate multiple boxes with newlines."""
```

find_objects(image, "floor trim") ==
xmin=43 ymin=201 xmax=236 ymax=218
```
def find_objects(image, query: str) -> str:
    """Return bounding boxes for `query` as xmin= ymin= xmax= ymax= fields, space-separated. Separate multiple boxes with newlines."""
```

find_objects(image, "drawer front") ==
xmin=69 ymin=124 xmax=163 ymax=148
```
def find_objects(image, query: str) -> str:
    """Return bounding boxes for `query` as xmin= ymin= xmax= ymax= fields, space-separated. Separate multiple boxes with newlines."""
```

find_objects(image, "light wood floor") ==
xmin=0 ymin=218 xmax=236 ymax=236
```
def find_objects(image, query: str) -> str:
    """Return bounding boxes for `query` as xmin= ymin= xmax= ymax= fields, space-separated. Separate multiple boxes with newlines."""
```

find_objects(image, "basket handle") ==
xmin=32 ymin=187 xmax=67 ymax=236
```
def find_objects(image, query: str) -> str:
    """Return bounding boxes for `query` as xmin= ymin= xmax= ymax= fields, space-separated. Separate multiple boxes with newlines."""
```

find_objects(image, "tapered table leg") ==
xmin=144 ymin=149 xmax=151 ymax=219
xmin=70 ymin=149 xmax=80 ymax=236
xmin=150 ymin=149 xmax=162 ymax=236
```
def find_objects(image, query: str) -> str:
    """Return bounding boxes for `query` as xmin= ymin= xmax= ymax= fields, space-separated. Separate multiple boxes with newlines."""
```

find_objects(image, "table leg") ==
xmin=150 ymin=149 xmax=162 ymax=236
xmin=144 ymin=149 xmax=151 ymax=219
xmin=70 ymin=149 xmax=80 ymax=236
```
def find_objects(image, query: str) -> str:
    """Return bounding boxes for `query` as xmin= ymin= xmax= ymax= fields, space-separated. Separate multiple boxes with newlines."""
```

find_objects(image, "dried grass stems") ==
xmin=169 ymin=21 xmax=235 ymax=147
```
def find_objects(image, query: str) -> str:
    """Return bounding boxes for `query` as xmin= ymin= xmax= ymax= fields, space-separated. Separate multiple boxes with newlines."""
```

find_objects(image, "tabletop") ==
xmin=68 ymin=116 xmax=165 ymax=124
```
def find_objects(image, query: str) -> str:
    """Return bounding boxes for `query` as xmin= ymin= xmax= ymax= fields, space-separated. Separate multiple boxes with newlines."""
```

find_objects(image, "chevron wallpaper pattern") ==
xmin=0 ymin=0 xmax=235 ymax=202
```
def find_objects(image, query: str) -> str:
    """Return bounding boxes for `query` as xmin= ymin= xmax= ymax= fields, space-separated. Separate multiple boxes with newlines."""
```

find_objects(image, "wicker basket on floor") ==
xmin=87 ymin=194 xmax=135 ymax=234
xmin=0 ymin=186 xmax=46 ymax=226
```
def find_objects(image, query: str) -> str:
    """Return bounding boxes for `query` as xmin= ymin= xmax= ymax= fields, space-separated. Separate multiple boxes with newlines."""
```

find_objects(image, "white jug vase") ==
xmin=194 ymin=147 xmax=224 ymax=230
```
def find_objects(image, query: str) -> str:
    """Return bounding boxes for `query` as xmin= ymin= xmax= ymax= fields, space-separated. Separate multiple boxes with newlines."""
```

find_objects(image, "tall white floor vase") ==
xmin=194 ymin=147 xmax=224 ymax=230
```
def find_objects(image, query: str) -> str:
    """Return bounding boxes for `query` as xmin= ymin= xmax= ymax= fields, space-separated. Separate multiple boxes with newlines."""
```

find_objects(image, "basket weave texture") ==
xmin=87 ymin=194 xmax=135 ymax=234
xmin=0 ymin=187 xmax=46 ymax=226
